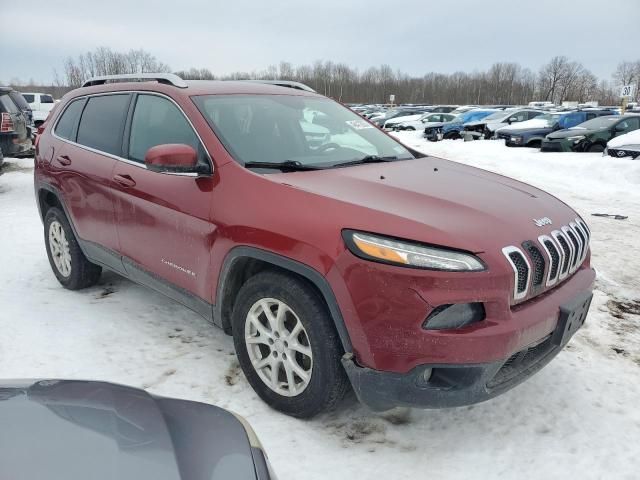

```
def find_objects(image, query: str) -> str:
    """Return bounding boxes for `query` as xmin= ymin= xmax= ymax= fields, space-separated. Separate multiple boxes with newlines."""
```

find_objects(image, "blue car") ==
xmin=424 ymin=109 xmax=499 ymax=140
xmin=497 ymin=110 xmax=616 ymax=147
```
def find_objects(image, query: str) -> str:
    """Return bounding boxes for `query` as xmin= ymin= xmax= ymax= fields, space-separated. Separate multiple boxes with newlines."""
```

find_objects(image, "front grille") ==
xmin=502 ymin=218 xmax=590 ymax=302
xmin=487 ymin=335 xmax=554 ymax=389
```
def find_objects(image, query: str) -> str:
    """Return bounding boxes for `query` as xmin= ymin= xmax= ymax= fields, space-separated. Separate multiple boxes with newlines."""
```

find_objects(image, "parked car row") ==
xmin=398 ymin=102 xmax=640 ymax=155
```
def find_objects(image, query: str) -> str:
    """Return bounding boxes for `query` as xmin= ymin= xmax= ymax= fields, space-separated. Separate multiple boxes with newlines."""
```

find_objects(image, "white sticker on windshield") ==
xmin=346 ymin=119 xmax=374 ymax=130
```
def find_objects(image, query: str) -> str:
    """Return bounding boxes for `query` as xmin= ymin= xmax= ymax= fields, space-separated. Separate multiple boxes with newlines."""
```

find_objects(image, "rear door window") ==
xmin=127 ymin=94 xmax=202 ymax=164
xmin=77 ymin=94 xmax=130 ymax=156
xmin=54 ymin=99 xmax=85 ymax=141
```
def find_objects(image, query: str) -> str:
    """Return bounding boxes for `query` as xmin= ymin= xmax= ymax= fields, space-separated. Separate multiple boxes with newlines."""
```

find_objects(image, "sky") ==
xmin=0 ymin=0 xmax=638 ymax=85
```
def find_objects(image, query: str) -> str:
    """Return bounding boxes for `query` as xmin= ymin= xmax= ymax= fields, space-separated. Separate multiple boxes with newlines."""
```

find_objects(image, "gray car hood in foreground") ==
xmin=0 ymin=380 xmax=266 ymax=480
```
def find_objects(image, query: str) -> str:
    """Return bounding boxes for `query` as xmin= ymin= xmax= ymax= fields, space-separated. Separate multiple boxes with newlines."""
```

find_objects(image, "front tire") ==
xmin=588 ymin=144 xmax=605 ymax=153
xmin=44 ymin=207 xmax=102 ymax=290
xmin=232 ymin=270 xmax=349 ymax=418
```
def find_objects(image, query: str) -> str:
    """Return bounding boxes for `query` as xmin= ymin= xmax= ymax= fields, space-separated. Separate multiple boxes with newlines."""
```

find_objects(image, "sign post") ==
xmin=620 ymin=84 xmax=635 ymax=115
xmin=389 ymin=94 xmax=395 ymax=105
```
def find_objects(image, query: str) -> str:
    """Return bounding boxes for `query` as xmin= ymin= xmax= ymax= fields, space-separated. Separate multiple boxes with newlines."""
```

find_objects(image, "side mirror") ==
xmin=615 ymin=124 xmax=626 ymax=132
xmin=145 ymin=144 xmax=198 ymax=173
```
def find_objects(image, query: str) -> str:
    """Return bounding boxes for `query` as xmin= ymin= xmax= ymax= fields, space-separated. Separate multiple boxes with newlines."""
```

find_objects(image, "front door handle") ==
xmin=55 ymin=155 xmax=72 ymax=166
xmin=113 ymin=173 xmax=136 ymax=188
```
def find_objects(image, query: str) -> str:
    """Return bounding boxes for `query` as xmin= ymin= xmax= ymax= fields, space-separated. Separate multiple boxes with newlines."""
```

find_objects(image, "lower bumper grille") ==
xmin=487 ymin=335 xmax=554 ymax=389
xmin=541 ymin=141 xmax=563 ymax=152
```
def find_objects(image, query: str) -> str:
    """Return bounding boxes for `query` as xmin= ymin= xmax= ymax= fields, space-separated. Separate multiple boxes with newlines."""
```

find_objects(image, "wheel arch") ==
xmin=215 ymin=246 xmax=353 ymax=354
xmin=37 ymin=184 xmax=63 ymax=221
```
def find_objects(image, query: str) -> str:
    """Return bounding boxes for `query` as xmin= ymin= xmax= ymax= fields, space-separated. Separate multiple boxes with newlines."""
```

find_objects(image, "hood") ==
xmin=0 ymin=380 xmax=260 ymax=480
xmin=499 ymin=126 xmax=552 ymax=137
xmin=463 ymin=120 xmax=488 ymax=127
xmin=608 ymin=129 xmax=640 ymax=148
xmin=271 ymin=157 xmax=578 ymax=252
xmin=546 ymin=127 xmax=606 ymax=139
xmin=497 ymin=118 xmax=552 ymax=131
xmin=387 ymin=114 xmax=423 ymax=125
xmin=423 ymin=121 xmax=447 ymax=129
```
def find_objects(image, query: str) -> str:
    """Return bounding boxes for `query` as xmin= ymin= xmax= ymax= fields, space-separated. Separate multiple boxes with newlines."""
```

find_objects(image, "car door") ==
xmin=612 ymin=116 xmax=640 ymax=139
xmin=51 ymin=94 xmax=128 ymax=267
xmin=111 ymin=93 xmax=216 ymax=303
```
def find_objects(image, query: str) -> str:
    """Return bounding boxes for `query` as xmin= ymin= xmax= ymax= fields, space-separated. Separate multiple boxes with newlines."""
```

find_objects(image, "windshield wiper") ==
xmin=333 ymin=155 xmax=398 ymax=168
xmin=242 ymin=160 xmax=325 ymax=171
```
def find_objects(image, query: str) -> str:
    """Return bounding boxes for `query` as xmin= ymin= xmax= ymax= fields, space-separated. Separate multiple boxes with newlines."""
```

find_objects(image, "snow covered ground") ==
xmin=1 ymin=141 xmax=639 ymax=479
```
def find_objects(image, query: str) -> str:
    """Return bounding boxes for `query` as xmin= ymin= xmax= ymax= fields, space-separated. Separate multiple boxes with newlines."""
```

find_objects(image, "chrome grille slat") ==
xmin=562 ymin=226 xmax=580 ymax=272
xmin=502 ymin=246 xmax=531 ymax=301
xmin=504 ymin=219 xmax=590 ymax=303
xmin=538 ymin=235 xmax=560 ymax=286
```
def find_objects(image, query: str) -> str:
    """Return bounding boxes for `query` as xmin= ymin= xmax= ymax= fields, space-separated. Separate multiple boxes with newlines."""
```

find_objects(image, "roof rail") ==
xmin=239 ymin=80 xmax=316 ymax=93
xmin=82 ymin=73 xmax=188 ymax=89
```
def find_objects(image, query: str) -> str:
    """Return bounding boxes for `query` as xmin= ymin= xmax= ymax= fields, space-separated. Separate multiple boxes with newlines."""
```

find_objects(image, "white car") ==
xmin=606 ymin=129 xmax=640 ymax=159
xmin=20 ymin=92 xmax=56 ymax=126
xmin=383 ymin=113 xmax=424 ymax=130
xmin=391 ymin=112 xmax=458 ymax=131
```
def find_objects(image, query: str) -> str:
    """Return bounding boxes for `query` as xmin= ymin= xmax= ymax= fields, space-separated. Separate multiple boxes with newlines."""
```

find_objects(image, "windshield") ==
xmin=532 ymin=113 xmax=561 ymax=127
xmin=193 ymin=95 xmax=414 ymax=170
xmin=482 ymin=111 xmax=508 ymax=121
xmin=570 ymin=116 xmax=619 ymax=130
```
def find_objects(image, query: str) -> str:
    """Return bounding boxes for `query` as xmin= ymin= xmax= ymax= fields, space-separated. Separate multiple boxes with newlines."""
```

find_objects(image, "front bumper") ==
xmin=541 ymin=140 xmax=572 ymax=152
xmin=343 ymin=290 xmax=593 ymax=410
xmin=0 ymin=135 xmax=33 ymax=157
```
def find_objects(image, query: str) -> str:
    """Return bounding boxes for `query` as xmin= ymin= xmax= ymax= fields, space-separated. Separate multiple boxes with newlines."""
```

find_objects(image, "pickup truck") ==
xmin=21 ymin=92 xmax=56 ymax=126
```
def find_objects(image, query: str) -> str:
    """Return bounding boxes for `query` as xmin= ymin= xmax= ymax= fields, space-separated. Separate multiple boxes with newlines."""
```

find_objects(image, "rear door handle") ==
xmin=113 ymin=173 xmax=136 ymax=188
xmin=55 ymin=155 xmax=72 ymax=166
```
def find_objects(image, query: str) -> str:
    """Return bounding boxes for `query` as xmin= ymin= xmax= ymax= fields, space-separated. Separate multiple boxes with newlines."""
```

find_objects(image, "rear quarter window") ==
xmin=22 ymin=94 xmax=35 ymax=103
xmin=54 ymin=99 xmax=85 ymax=141
xmin=41 ymin=95 xmax=55 ymax=104
xmin=9 ymin=92 xmax=29 ymax=110
xmin=76 ymin=94 xmax=130 ymax=155
xmin=0 ymin=94 xmax=19 ymax=114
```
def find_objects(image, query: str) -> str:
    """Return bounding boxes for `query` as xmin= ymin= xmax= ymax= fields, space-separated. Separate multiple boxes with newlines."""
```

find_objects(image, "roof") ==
xmin=76 ymin=74 xmax=319 ymax=98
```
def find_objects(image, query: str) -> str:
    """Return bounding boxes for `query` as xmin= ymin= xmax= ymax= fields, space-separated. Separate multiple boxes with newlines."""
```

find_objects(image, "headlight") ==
xmin=343 ymin=230 xmax=486 ymax=271
xmin=566 ymin=135 xmax=585 ymax=143
xmin=510 ymin=136 xmax=522 ymax=144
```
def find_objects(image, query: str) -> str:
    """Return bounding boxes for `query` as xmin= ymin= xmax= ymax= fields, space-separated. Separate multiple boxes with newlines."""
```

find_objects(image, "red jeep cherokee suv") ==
xmin=34 ymin=74 xmax=595 ymax=418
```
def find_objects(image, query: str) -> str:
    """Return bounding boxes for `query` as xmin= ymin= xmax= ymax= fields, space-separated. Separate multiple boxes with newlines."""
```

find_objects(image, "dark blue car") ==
xmin=497 ymin=110 xmax=615 ymax=147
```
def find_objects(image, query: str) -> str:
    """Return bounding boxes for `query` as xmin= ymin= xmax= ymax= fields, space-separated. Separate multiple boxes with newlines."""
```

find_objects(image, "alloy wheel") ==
xmin=244 ymin=298 xmax=313 ymax=396
xmin=48 ymin=220 xmax=71 ymax=277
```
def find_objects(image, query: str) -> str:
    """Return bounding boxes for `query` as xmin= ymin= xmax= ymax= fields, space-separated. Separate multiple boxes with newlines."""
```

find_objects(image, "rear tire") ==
xmin=232 ymin=270 xmax=349 ymax=418
xmin=444 ymin=132 xmax=460 ymax=140
xmin=44 ymin=207 xmax=102 ymax=290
